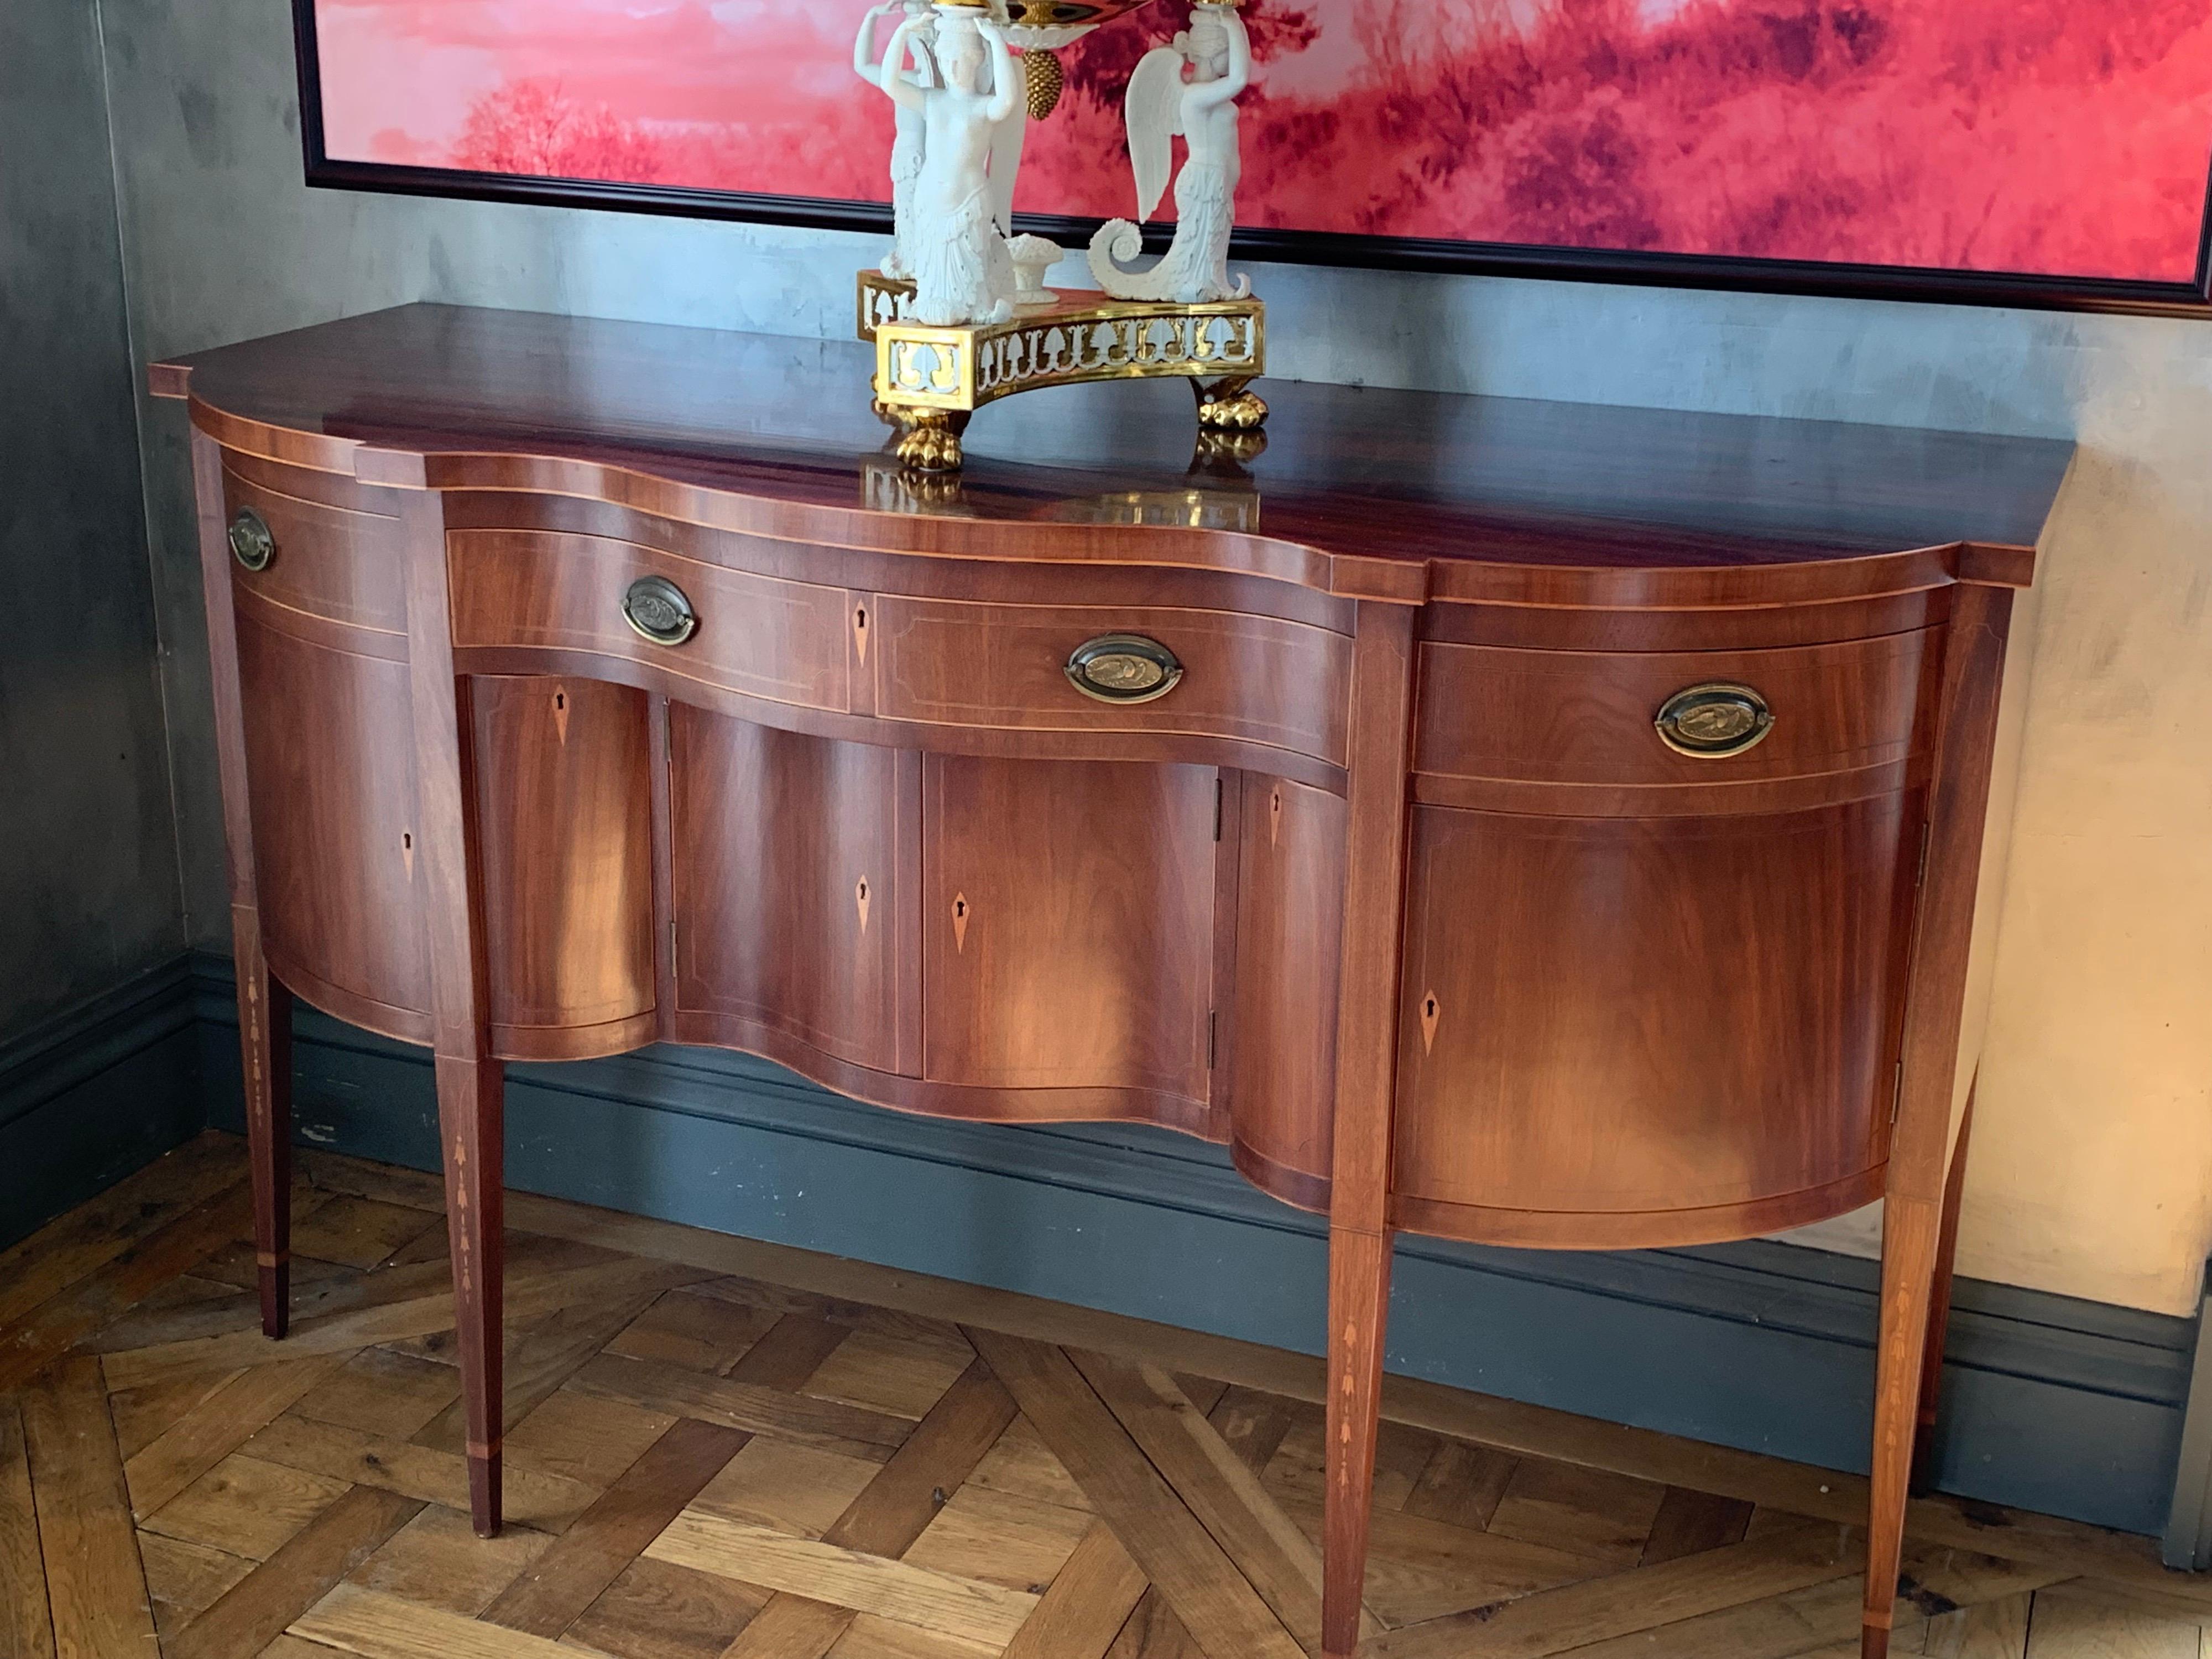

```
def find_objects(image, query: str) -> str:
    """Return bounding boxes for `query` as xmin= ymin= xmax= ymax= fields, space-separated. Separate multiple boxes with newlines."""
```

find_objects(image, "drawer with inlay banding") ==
xmin=1413 ymin=628 xmax=1945 ymax=815
xmin=867 ymin=594 xmax=1354 ymax=769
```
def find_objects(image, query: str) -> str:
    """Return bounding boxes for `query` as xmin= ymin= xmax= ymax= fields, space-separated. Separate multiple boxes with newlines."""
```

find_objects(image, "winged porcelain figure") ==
xmin=1088 ymin=2 xmax=1252 ymax=304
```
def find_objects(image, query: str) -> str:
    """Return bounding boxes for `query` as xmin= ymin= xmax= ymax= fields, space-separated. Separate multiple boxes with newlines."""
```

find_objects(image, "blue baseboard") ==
xmin=0 ymin=958 xmax=205 ymax=1249
xmin=173 ymin=950 xmax=2196 ymax=1537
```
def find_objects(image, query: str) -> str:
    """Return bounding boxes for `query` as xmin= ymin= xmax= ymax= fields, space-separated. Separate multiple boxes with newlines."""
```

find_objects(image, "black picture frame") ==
xmin=292 ymin=0 xmax=2212 ymax=320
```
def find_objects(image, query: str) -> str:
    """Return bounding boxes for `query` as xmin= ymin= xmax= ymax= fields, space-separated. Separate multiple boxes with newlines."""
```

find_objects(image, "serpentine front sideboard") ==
xmin=153 ymin=305 xmax=2072 ymax=1659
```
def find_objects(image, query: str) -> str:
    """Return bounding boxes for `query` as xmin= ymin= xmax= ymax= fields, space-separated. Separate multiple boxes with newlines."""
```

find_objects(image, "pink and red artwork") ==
xmin=305 ymin=0 xmax=2212 ymax=302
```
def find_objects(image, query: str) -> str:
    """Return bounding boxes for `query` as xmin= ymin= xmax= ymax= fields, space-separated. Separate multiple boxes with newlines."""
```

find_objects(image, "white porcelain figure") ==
xmin=874 ymin=2 xmax=1021 ymax=326
xmin=854 ymin=0 xmax=939 ymax=280
xmin=1087 ymin=3 xmax=1253 ymax=304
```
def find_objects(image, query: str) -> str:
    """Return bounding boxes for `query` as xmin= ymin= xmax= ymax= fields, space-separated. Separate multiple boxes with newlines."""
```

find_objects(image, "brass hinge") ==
xmin=1207 ymin=1010 xmax=1218 ymax=1069
xmin=1891 ymin=1061 xmax=1906 ymax=1123
xmin=1916 ymin=823 xmax=1932 ymax=888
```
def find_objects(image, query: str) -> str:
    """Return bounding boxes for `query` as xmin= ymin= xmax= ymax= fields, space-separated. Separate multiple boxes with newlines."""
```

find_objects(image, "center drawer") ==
xmin=870 ymin=596 xmax=1354 ymax=769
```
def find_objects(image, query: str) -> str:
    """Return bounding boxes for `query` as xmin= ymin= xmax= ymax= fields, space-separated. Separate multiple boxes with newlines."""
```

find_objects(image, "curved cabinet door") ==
xmin=1227 ymin=774 xmax=1344 ymax=1213
xmin=473 ymin=676 xmax=658 ymax=1060
xmin=1393 ymin=794 xmax=1922 ymax=1245
xmin=922 ymin=756 xmax=1217 ymax=1123
xmin=670 ymin=710 xmax=915 ymax=1073
xmin=234 ymin=611 xmax=432 ymax=1036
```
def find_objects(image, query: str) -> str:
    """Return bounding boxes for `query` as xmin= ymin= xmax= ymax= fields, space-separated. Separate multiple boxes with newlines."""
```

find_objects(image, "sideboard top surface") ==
xmin=155 ymin=303 xmax=2073 ymax=594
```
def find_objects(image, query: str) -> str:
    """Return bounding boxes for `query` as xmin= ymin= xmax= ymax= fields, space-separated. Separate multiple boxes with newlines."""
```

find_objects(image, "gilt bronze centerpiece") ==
xmin=852 ymin=0 xmax=1268 ymax=471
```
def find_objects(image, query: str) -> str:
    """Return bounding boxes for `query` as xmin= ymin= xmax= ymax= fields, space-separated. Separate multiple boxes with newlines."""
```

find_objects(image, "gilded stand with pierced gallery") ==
xmin=859 ymin=270 xmax=1267 ymax=471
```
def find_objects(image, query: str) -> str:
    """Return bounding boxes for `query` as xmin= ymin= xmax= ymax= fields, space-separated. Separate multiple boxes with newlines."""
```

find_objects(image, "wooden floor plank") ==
xmin=164 ymin=1483 xmax=422 ymax=1659
xmin=0 ymin=1394 xmax=55 ymax=1659
xmin=344 ymin=1506 xmax=552 ymax=1618
xmin=966 ymin=1327 xmax=1306 ymax=1659
xmin=0 ymin=1135 xmax=244 ymax=1332
xmin=18 ymin=1355 xmax=159 ymax=1659
xmin=646 ymin=1510 xmax=1040 ymax=1648
xmin=2025 ymin=1584 xmax=2201 ymax=1659
xmin=0 ymin=1185 xmax=253 ymax=1394
xmin=291 ymin=1580 xmax=578 ymax=1656
xmin=1926 ymin=1589 xmax=2033 ymax=1657
xmin=1486 ymin=1456 xmax=1669 ymax=1569
xmin=714 ymin=1594 xmax=864 ymax=1659
xmin=564 ymin=1555 xmax=772 ymax=1658
xmin=140 ymin=1452 xmax=353 ymax=1561
xmin=568 ymin=1352 xmax=911 ymax=1462
xmin=139 ymin=1531 xmax=254 ymax=1637
xmin=294 ymin=1348 xmax=461 ymax=1442
xmin=1402 ymin=1439 xmax=1519 ymax=1534
xmin=1637 ymin=1486 xmax=1757 ymax=1567
xmin=286 ymin=1197 xmax=445 ymax=1271
xmin=484 ymin=1415 xmax=750 ymax=1637
xmin=411 ymin=1292 xmax=661 ymax=1458
xmin=1070 ymin=1347 xmax=1353 ymax=1649
xmin=604 ymin=1288 xmax=781 ymax=1376
xmin=998 ymin=1519 xmax=1151 ymax=1659
xmin=1358 ymin=1521 xmax=1860 ymax=1659
xmin=242 ymin=1413 xmax=601 ymax=1532
xmin=102 ymin=1255 xmax=709 ymax=1391
xmin=716 ymin=1360 xmax=1019 ymax=1659
xmin=125 ymin=1352 xmax=352 ymax=1517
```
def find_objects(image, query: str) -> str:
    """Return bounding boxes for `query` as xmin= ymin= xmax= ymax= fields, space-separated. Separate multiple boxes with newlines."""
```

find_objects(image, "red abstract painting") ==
xmin=308 ymin=0 xmax=2212 ymax=290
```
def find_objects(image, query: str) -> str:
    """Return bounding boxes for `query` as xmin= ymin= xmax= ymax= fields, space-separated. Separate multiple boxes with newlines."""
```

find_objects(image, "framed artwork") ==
xmin=295 ymin=0 xmax=2212 ymax=316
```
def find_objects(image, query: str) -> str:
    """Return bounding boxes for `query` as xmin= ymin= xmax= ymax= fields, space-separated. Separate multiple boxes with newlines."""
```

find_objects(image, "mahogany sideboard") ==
xmin=154 ymin=304 xmax=2072 ymax=1659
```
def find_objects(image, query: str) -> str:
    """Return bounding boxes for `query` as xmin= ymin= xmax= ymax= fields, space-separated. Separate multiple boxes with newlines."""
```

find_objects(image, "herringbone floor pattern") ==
xmin=1 ymin=1134 xmax=2204 ymax=1658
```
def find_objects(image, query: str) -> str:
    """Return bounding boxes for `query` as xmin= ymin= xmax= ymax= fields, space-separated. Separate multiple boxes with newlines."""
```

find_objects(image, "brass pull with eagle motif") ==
xmin=1655 ymin=682 xmax=1774 ymax=758
xmin=1065 ymin=634 xmax=1183 ymax=705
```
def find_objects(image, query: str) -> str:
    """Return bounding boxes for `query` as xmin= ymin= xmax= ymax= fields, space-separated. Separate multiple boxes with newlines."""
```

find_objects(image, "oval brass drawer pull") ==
xmin=1066 ymin=634 xmax=1183 ymax=705
xmin=623 ymin=575 xmax=697 ymax=647
xmin=1655 ymin=682 xmax=1774 ymax=758
xmin=228 ymin=508 xmax=276 ymax=573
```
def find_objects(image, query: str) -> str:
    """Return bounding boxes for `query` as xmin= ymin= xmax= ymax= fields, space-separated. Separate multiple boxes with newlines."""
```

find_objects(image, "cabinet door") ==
xmin=235 ymin=609 xmax=431 ymax=1029
xmin=922 ymin=757 xmax=1215 ymax=1105
xmin=1226 ymin=774 xmax=1344 ymax=1209
xmin=473 ymin=676 xmax=656 ymax=1055
xmin=1395 ymin=795 xmax=1920 ymax=1223
xmin=670 ymin=709 xmax=915 ymax=1074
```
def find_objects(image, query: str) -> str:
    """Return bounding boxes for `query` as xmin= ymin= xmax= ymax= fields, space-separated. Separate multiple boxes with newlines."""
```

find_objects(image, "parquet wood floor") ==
xmin=2 ymin=1132 xmax=2205 ymax=1658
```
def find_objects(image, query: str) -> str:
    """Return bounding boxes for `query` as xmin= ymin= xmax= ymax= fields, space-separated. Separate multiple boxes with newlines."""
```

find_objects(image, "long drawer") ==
xmin=871 ymin=596 xmax=1353 ymax=768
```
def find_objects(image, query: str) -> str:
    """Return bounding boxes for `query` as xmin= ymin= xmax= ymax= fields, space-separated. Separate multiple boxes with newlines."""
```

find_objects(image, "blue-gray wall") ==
xmin=0 ymin=0 xmax=182 ymax=1041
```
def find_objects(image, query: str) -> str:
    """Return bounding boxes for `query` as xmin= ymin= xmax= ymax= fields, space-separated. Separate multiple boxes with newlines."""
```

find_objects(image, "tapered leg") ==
xmin=1863 ymin=1194 xmax=1942 ymax=1659
xmin=436 ymin=1052 xmax=505 ymax=1536
xmin=1323 ymin=1227 xmax=1392 ymax=1659
xmin=233 ymin=912 xmax=294 ymax=1339
xmin=1912 ymin=1089 xmax=1976 ymax=1498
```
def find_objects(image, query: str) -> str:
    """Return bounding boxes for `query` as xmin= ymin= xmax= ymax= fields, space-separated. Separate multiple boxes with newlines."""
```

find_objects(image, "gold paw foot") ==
xmin=891 ymin=410 xmax=964 ymax=473
xmin=1196 ymin=379 xmax=1269 ymax=430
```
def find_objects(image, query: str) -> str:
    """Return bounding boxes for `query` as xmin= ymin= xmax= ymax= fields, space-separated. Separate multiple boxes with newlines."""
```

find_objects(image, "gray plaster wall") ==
xmin=0 ymin=0 xmax=182 ymax=1040
xmin=100 ymin=0 xmax=2212 ymax=1314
